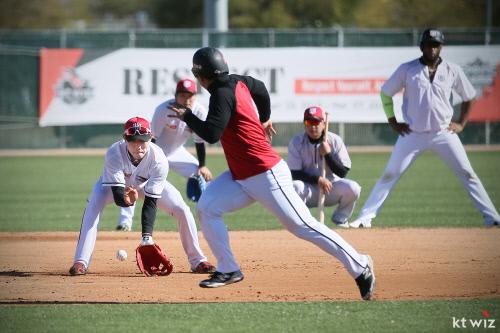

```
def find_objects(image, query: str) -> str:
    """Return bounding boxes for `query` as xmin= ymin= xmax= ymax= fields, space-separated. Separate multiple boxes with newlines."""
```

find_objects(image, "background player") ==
xmin=288 ymin=106 xmax=361 ymax=228
xmin=116 ymin=79 xmax=213 ymax=231
xmin=69 ymin=117 xmax=214 ymax=276
xmin=169 ymin=47 xmax=375 ymax=300
xmin=350 ymin=28 xmax=500 ymax=228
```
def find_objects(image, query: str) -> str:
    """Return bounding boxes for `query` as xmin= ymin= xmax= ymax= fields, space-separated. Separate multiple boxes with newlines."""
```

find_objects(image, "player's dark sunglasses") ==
xmin=304 ymin=119 xmax=322 ymax=127
xmin=124 ymin=126 xmax=152 ymax=136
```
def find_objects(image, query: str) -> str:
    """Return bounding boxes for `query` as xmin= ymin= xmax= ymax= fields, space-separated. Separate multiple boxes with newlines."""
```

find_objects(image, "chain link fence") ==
xmin=1 ymin=27 xmax=499 ymax=149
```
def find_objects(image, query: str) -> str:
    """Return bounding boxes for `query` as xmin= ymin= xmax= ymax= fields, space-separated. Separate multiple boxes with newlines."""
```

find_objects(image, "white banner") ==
xmin=39 ymin=46 xmax=500 ymax=126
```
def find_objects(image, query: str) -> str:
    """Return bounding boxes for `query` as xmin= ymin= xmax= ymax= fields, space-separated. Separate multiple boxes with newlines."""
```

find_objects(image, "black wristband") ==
xmin=324 ymin=153 xmax=349 ymax=178
xmin=111 ymin=186 xmax=133 ymax=207
xmin=291 ymin=170 xmax=319 ymax=184
xmin=141 ymin=196 xmax=157 ymax=235
xmin=195 ymin=142 xmax=206 ymax=167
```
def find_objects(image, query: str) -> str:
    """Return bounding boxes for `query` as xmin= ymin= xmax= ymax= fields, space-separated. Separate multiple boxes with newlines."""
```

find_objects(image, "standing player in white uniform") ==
xmin=170 ymin=47 xmax=375 ymax=300
xmin=288 ymin=106 xmax=361 ymax=228
xmin=350 ymin=28 xmax=500 ymax=228
xmin=116 ymin=79 xmax=213 ymax=231
xmin=69 ymin=117 xmax=215 ymax=276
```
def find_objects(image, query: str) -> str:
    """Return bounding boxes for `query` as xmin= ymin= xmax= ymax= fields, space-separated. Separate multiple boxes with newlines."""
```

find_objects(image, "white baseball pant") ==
xmin=357 ymin=130 xmax=500 ymax=224
xmin=196 ymin=159 xmax=369 ymax=278
xmin=293 ymin=178 xmax=361 ymax=223
xmin=74 ymin=176 xmax=208 ymax=269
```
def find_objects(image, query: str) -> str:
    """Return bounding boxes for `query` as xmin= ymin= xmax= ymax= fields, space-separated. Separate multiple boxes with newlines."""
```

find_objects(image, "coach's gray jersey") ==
xmin=287 ymin=132 xmax=351 ymax=181
xmin=382 ymin=58 xmax=476 ymax=132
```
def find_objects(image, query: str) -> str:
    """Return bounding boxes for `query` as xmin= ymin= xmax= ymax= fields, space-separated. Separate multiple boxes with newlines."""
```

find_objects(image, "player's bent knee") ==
xmin=350 ymin=182 xmax=362 ymax=199
xmin=283 ymin=223 xmax=308 ymax=238
xmin=196 ymin=197 xmax=217 ymax=220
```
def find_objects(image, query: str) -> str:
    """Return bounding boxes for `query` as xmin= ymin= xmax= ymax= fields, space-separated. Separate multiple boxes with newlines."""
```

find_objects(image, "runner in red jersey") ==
xmin=169 ymin=47 xmax=375 ymax=300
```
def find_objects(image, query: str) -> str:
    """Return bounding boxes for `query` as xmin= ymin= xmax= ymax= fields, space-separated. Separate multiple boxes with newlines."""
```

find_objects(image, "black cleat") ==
xmin=355 ymin=255 xmax=375 ymax=300
xmin=115 ymin=224 xmax=131 ymax=231
xmin=199 ymin=270 xmax=244 ymax=288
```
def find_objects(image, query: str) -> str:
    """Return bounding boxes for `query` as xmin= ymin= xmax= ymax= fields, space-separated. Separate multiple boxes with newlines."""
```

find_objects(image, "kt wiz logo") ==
xmin=452 ymin=310 xmax=496 ymax=329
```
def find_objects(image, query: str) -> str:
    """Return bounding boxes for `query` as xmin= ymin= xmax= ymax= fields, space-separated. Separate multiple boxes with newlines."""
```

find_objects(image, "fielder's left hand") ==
xmin=198 ymin=166 xmax=213 ymax=181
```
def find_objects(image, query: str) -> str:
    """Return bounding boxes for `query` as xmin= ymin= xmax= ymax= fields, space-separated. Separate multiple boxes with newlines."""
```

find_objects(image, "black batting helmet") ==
xmin=420 ymin=28 xmax=444 ymax=50
xmin=191 ymin=47 xmax=229 ymax=79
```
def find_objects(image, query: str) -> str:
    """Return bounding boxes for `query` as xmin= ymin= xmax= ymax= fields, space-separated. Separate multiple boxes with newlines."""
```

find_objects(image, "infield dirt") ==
xmin=0 ymin=228 xmax=498 ymax=303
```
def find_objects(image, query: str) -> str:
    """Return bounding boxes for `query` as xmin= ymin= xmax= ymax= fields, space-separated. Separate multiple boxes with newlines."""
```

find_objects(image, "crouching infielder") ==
xmin=69 ymin=117 xmax=214 ymax=276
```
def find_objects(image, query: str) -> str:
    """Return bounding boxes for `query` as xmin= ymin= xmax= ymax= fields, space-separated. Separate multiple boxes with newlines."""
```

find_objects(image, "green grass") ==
xmin=0 ymin=151 xmax=498 ymax=231
xmin=1 ymin=300 xmax=499 ymax=333
xmin=0 ymin=151 xmax=499 ymax=332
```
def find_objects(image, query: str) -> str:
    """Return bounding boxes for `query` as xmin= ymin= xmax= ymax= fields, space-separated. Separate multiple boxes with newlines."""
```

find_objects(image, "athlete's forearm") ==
xmin=195 ymin=142 xmax=206 ymax=167
xmin=324 ymin=153 xmax=349 ymax=178
xmin=380 ymin=91 xmax=395 ymax=119
xmin=141 ymin=196 xmax=157 ymax=235
xmin=291 ymin=170 xmax=319 ymax=184
xmin=183 ymin=105 xmax=230 ymax=144
xmin=111 ymin=186 xmax=133 ymax=207
xmin=457 ymin=100 xmax=472 ymax=127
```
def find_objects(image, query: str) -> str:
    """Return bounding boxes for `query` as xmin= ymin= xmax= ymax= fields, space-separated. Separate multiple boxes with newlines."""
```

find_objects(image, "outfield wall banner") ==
xmin=39 ymin=46 xmax=500 ymax=126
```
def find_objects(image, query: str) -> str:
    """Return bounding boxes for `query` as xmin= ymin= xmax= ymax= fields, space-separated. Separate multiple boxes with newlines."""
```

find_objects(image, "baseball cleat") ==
xmin=199 ymin=270 xmax=244 ymax=288
xmin=140 ymin=235 xmax=154 ymax=246
xmin=333 ymin=220 xmax=350 ymax=229
xmin=349 ymin=218 xmax=372 ymax=229
xmin=355 ymin=255 xmax=375 ymax=300
xmin=192 ymin=261 xmax=216 ymax=274
xmin=485 ymin=221 xmax=500 ymax=227
xmin=116 ymin=224 xmax=131 ymax=231
xmin=69 ymin=261 xmax=87 ymax=276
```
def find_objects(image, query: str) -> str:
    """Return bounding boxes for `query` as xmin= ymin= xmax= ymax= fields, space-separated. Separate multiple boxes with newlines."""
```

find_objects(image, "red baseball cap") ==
xmin=176 ymin=79 xmax=197 ymax=95
xmin=303 ymin=106 xmax=325 ymax=121
xmin=123 ymin=117 xmax=152 ymax=142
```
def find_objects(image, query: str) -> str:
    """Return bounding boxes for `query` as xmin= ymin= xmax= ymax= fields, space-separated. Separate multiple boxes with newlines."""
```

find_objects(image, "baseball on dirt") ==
xmin=116 ymin=249 xmax=128 ymax=261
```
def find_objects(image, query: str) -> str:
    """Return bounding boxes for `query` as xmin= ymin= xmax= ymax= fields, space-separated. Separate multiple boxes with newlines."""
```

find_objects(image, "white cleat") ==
xmin=140 ymin=235 xmax=154 ymax=246
xmin=349 ymin=218 xmax=372 ymax=229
